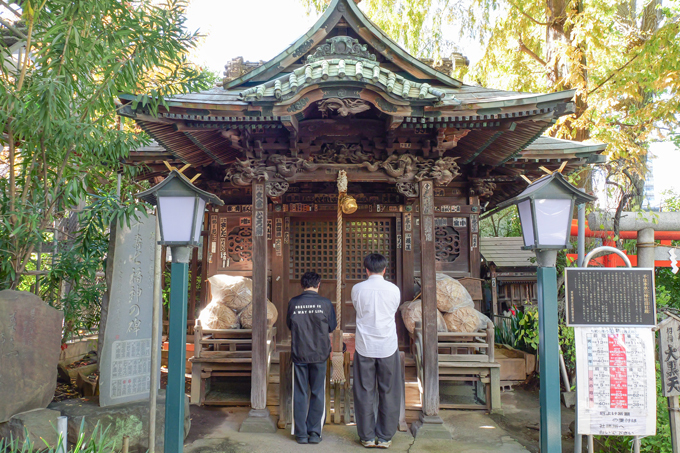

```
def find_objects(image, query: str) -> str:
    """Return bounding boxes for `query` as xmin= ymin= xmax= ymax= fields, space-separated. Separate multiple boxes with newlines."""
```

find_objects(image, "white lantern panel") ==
xmin=535 ymin=198 xmax=572 ymax=246
xmin=193 ymin=197 xmax=206 ymax=243
xmin=158 ymin=196 xmax=197 ymax=243
xmin=517 ymin=200 xmax=535 ymax=248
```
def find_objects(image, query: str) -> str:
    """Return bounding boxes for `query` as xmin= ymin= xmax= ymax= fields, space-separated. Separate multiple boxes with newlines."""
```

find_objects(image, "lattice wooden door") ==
xmin=342 ymin=219 xmax=397 ymax=331
xmin=287 ymin=220 xmax=338 ymax=311
xmin=287 ymin=217 xmax=397 ymax=331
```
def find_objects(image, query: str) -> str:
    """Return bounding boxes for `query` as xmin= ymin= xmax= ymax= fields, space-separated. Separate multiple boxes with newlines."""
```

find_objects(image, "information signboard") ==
xmin=575 ymin=326 xmax=656 ymax=436
xmin=565 ymin=268 xmax=655 ymax=326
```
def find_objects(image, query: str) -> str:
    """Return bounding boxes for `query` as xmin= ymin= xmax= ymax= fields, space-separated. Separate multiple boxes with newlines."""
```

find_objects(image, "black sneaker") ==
xmin=309 ymin=433 xmax=321 ymax=444
xmin=296 ymin=437 xmax=309 ymax=444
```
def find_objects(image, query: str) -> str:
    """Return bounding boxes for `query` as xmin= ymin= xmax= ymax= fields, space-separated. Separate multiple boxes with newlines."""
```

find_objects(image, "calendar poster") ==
xmin=575 ymin=326 xmax=656 ymax=436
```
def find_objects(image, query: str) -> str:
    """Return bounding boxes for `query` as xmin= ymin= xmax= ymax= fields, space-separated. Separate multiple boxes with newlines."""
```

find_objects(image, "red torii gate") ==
xmin=567 ymin=219 xmax=679 ymax=267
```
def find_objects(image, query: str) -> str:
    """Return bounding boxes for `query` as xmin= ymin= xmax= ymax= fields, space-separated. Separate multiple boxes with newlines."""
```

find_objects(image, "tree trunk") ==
xmin=545 ymin=0 xmax=589 ymax=141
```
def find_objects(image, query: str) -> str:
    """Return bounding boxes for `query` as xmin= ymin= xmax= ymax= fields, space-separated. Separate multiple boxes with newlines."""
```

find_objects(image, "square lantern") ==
xmin=136 ymin=170 xmax=224 ymax=246
xmin=497 ymin=173 xmax=596 ymax=250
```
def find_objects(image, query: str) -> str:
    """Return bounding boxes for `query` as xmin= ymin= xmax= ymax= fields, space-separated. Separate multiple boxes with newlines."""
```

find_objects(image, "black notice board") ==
xmin=565 ymin=268 xmax=656 ymax=326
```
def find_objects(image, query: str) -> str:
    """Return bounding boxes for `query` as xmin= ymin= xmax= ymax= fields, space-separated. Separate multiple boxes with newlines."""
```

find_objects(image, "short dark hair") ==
xmin=301 ymin=271 xmax=321 ymax=289
xmin=364 ymin=253 xmax=388 ymax=273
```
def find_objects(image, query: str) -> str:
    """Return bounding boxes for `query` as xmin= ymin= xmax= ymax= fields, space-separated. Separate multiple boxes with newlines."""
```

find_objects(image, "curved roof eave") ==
xmin=223 ymin=0 xmax=462 ymax=90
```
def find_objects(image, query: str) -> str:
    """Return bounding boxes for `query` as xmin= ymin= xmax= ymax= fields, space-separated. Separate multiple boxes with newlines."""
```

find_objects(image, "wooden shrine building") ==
xmin=120 ymin=0 xmax=605 ymax=431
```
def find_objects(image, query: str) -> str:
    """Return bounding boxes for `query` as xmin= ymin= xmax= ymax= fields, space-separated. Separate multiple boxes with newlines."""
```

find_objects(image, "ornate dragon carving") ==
xmin=306 ymin=36 xmax=377 ymax=63
xmin=315 ymin=141 xmax=375 ymax=164
xmin=224 ymin=145 xmax=461 ymax=187
xmin=317 ymin=98 xmax=371 ymax=118
xmin=266 ymin=181 xmax=290 ymax=198
xmin=396 ymin=182 xmax=419 ymax=198
xmin=382 ymin=155 xmax=461 ymax=186
xmin=469 ymin=179 xmax=496 ymax=198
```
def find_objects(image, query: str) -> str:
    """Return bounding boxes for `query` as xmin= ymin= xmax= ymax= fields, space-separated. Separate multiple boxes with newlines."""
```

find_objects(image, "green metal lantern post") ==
xmin=136 ymin=170 xmax=223 ymax=453
xmin=497 ymin=172 xmax=596 ymax=453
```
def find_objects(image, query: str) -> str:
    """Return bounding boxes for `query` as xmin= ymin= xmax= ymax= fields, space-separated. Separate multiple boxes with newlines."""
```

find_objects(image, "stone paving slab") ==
xmin=183 ymin=406 xmax=529 ymax=453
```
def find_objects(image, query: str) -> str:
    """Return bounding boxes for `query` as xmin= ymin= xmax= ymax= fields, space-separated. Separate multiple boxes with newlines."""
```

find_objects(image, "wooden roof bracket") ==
xmin=182 ymin=131 xmax=227 ymax=165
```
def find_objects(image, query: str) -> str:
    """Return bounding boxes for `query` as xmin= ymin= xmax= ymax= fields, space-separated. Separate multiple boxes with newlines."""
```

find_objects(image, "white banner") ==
xmin=575 ymin=326 xmax=656 ymax=436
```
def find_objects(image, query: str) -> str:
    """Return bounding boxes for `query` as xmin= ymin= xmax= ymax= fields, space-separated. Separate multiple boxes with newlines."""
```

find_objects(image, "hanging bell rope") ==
xmin=331 ymin=170 xmax=348 ymax=385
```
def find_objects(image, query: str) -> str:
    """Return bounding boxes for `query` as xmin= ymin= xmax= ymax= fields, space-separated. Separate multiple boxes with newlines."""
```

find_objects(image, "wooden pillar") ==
xmin=469 ymin=195 xmax=481 ymax=278
xmin=490 ymin=264 xmax=498 ymax=317
xmin=240 ymin=182 xmax=276 ymax=432
xmin=402 ymin=211 xmax=415 ymax=302
xmin=419 ymin=180 xmax=439 ymax=417
xmin=271 ymin=212 xmax=287 ymax=344
xmin=198 ymin=228 xmax=209 ymax=312
xmin=188 ymin=247 xmax=199 ymax=321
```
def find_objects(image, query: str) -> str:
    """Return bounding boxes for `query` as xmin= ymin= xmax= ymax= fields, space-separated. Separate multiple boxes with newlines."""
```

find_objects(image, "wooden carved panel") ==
xmin=227 ymin=225 xmax=252 ymax=263
xmin=434 ymin=225 xmax=461 ymax=263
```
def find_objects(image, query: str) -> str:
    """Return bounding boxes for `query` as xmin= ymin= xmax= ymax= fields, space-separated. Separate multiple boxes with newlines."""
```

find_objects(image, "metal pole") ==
xmin=148 ymin=216 xmax=162 ymax=453
xmin=536 ymin=249 xmax=562 ymax=453
xmin=57 ymin=415 xmax=68 ymax=453
xmin=165 ymin=246 xmax=190 ymax=453
xmin=577 ymin=202 xmax=585 ymax=267
xmin=634 ymin=437 xmax=641 ymax=453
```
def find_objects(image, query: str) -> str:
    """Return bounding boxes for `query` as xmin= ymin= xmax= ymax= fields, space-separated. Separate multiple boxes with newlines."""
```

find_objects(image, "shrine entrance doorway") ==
xmin=287 ymin=217 xmax=399 ymax=333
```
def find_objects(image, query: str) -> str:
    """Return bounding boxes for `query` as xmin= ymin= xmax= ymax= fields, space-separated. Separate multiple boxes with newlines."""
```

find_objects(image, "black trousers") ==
xmin=292 ymin=361 xmax=327 ymax=439
xmin=353 ymin=350 xmax=402 ymax=442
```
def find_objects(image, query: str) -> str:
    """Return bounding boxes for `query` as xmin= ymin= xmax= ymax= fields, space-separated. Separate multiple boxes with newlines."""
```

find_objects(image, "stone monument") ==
xmin=0 ymin=290 xmax=63 ymax=422
xmin=99 ymin=213 xmax=159 ymax=407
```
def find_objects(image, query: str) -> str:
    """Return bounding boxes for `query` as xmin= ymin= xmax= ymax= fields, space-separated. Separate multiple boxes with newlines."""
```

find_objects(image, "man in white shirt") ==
xmin=352 ymin=253 xmax=402 ymax=449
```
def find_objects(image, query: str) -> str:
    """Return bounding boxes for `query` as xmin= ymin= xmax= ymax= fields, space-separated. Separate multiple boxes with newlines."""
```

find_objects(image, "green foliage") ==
xmin=42 ymin=194 xmax=146 ymax=342
xmin=661 ymin=189 xmax=680 ymax=213
xmin=0 ymin=420 xmax=115 ymax=453
xmin=494 ymin=315 xmax=515 ymax=346
xmin=657 ymin=268 xmax=680 ymax=310
xmin=0 ymin=0 xmax=213 ymax=292
xmin=514 ymin=307 xmax=539 ymax=354
xmin=0 ymin=0 xmax=213 ymax=343
xmin=480 ymin=205 xmax=522 ymax=238
xmin=559 ymin=323 xmax=576 ymax=374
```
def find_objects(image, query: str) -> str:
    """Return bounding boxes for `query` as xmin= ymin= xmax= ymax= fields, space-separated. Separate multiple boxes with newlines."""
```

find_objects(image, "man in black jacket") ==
xmin=286 ymin=271 xmax=337 ymax=444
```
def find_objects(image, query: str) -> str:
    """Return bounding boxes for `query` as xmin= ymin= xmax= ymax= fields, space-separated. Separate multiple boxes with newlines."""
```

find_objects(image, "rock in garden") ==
xmin=0 ymin=290 xmax=63 ymax=422
xmin=0 ymin=408 xmax=62 ymax=447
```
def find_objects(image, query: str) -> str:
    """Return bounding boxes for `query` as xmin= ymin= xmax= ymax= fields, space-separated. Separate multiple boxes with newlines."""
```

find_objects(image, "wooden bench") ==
xmin=189 ymin=319 xmax=276 ymax=406
xmin=412 ymin=321 xmax=501 ymax=413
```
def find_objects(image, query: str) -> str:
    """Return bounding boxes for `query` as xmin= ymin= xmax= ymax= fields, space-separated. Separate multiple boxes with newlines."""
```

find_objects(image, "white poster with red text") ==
xmin=575 ymin=326 xmax=656 ymax=436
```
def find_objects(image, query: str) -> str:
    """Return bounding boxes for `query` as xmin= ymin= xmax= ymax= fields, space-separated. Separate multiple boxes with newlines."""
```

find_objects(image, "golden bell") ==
xmin=340 ymin=194 xmax=358 ymax=214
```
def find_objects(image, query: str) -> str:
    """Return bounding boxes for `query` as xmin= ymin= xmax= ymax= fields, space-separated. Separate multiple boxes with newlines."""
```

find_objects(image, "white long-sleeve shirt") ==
xmin=351 ymin=274 xmax=400 ymax=358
